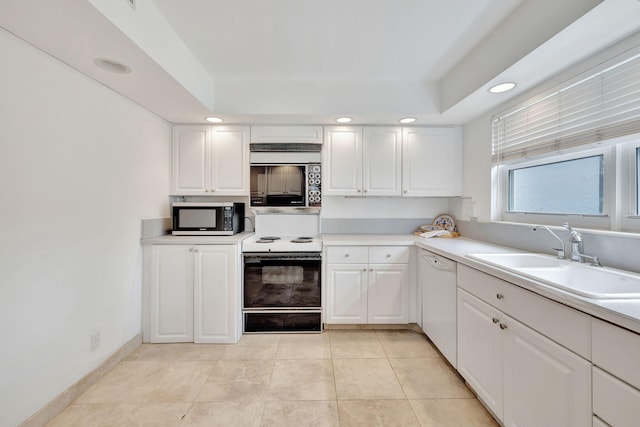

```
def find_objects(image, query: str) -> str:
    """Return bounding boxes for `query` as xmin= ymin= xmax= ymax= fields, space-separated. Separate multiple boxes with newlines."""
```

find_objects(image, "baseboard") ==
xmin=324 ymin=323 xmax=423 ymax=331
xmin=20 ymin=333 xmax=142 ymax=427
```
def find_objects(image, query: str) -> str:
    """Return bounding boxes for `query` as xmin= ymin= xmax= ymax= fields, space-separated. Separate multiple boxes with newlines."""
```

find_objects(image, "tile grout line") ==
xmin=378 ymin=330 xmax=426 ymax=426
xmin=258 ymin=335 xmax=282 ymax=425
xmin=328 ymin=332 xmax=343 ymax=426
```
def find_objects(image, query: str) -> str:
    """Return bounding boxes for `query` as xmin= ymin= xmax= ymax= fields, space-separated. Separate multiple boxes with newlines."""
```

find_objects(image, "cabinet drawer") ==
xmin=458 ymin=265 xmax=591 ymax=359
xmin=593 ymin=367 xmax=640 ymax=427
xmin=593 ymin=318 xmax=640 ymax=390
xmin=369 ymin=246 xmax=410 ymax=264
xmin=326 ymin=246 xmax=368 ymax=264
xmin=458 ymin=264 xmax=508 ymax=304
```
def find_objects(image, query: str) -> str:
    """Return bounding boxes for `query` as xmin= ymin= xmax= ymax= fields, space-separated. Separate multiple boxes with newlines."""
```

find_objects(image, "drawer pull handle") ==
xmin=496 ymin=293 xmax=504 ymax=300
xmin=492 ymin=318 xmax=499 ymax=324
xmin=499 ymin=323 xmax=508 ymax=330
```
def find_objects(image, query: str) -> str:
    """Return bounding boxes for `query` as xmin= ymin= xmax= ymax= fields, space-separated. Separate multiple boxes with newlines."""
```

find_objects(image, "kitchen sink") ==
xmin=467 ymin=253 xmax=640 ymax=299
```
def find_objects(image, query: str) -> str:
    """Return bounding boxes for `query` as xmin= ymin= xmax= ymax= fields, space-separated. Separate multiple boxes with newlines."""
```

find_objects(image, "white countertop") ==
xmin=323 ymin=234 xmax=640 ymax=334
xmin=142 ymin=231 xmax=254 ymax=246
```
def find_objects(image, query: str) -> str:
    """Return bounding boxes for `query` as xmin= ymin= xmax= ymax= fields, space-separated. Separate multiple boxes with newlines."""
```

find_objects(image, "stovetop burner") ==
xmin=255 ymin=236 xmax=281 ymax=243
xmin=291 ymin=237 xmax=314 ymax=243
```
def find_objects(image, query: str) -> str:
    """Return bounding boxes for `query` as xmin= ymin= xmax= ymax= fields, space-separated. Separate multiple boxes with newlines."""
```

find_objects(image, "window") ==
xmin=508 ymin=155 xmax=603 ymax=215
xmin=491 ymin=48 xmax=640 ymax=232
xmin=637 ymin=147 xmax=640 ymax=215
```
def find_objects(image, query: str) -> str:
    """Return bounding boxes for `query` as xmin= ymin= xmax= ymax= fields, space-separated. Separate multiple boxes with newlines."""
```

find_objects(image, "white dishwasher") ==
xmin=419 ymin=249 xmax=457 ymax=368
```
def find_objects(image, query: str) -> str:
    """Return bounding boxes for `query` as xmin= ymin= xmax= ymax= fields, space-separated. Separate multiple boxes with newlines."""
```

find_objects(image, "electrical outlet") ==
xmin=90 ymin=332 xmax=100 ymax=351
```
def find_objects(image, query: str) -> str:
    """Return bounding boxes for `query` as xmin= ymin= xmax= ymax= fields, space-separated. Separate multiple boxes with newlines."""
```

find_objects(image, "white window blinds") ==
xmin=492 ymin=53 xmax=640 ymax=162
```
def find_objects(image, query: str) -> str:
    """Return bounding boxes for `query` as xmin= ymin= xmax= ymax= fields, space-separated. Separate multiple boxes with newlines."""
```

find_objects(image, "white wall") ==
xmin=321 ymin=196 xmax=449 ymax=219
xmin=0 ymin=29 xmax=171 ymax=426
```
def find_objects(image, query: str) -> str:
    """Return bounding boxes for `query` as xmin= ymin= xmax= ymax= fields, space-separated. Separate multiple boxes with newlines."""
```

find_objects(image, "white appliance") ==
xmin=420 ymin=249 xmax=457 ymax=368
xmin=242 ymin=213 xmax=322 ymax=333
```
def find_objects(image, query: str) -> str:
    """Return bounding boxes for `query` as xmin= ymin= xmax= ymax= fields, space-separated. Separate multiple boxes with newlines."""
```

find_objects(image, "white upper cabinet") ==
xmin=323 ymin=126 xmax=401 ymax=196
xmin=171 ymin=126 xmax=210 ymax=195
xmin=171 ymin=125 xmax=249 ymax=196
xmin=323 ymin=127 xmax=363 ymax=195
xmin=251 ymin=125 xmax=323 ymax=144
xmin=323 ymin=126 xmax=462 ymax=197
xmin=402 ymin=127 xmax=462 ymax=197
xmin=209 ymin=126 xmax=250 ymax=195
xmin=363 ymin=127 xmax=402 ymax=196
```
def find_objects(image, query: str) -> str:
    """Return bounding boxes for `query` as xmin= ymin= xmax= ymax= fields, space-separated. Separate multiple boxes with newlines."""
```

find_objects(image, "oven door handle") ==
xmin=243 ymin=253 xmax=321 ymax=262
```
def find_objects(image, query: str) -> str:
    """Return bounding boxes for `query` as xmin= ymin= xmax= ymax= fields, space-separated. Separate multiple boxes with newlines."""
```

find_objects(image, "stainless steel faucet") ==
xmin=532 ymin=225 xmax=565 ymax=259
xmin=563 ymin=223 xmax=584 ymax=262
xmin=563 ymin=223 xmax=602 ymax=266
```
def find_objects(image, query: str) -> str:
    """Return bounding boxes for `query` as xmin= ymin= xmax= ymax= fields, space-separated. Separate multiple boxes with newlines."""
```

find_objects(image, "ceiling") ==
xmin=1 ymin=0 xmax=640 ymax=125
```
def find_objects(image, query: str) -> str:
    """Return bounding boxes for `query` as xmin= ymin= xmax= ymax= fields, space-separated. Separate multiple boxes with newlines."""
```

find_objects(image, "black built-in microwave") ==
xmin=250 ymin=164 xmax=321 ymax=208
xmin=172 ymin=202 xmax=244 ymax=235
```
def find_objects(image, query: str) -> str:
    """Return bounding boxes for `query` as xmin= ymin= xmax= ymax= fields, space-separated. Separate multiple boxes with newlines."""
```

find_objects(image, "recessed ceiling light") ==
xmin=335 ymin=117 xmax=353 ymax=123
xmin=399 ymin=117 xmax=417 ymax=124
xmin=205 ymin=116 xmax=223 ymax=123
xmin=488 ymin=82 xmax=517 ymax=94
xmin=94 ymin=58 xmax=131 ymax=74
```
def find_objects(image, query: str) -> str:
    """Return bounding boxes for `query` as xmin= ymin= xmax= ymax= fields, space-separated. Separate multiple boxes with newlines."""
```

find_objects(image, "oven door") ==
xmin=243 ymin=252 xmax=322 ymax=332
xmin=243 ymin=252 xmax=320 ymax=308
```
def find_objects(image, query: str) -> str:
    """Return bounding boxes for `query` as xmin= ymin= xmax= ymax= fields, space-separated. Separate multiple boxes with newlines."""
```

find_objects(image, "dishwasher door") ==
xmin=420 ymin=249 xmax=457 ymax=368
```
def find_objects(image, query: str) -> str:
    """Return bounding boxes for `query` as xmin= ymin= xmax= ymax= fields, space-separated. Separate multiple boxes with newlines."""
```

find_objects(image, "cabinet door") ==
xmin=150 ymin=245 xmax=194 ymax=343
xmin=362 ymin=127 xmax=402 ymax=196
xmin=457 ymin=289 xmax=503 ymax=420
xmin=502 ymin=314 xmax=591 ymax=427
xmin=193 ymin=245 xmax=239 ymax=344
xmin=210 ymin=126 xmax=250 ymax=195
xmin=325 ymin=264 xmax=368 ymax=323
xmin=171 ymin=126 xmax=210 ymax=195
xmin=323 ymin=127 xmax=362 ymax=196
xmin=368 ymin=263 xmax=408 ymax=323
xmin=402 ymin=127 xmax=462 ymax=196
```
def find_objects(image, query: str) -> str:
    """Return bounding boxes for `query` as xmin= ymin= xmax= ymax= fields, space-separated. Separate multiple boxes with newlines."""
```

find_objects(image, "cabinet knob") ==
xmin=496 ymin=293 xmax=504 ymax=300
xmin=363 ymin=189 xmax=367 ymax=193
xmin=357 ymin=189 xmax=362 ymax=193
xmin=499 ymin=323 xmax=508 ymax=330
xmin=344 ymin=253 xmax=350 ymax=258
xmin=369 ymin=268 xmax=373 ymax=272
xmin=404 ymin=190 xmax=408 ymax=194
xmin=386 ymin=254 xmax=391 ymax=258
xmin=492 ymin=317 xmax=499 ymax=324
xmin=362 ymin=269 xmax=367 ymax=272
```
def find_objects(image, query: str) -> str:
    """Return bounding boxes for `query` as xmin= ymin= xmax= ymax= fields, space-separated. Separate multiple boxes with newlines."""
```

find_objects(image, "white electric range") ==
xmin=242 ymin=213 xmax=323 ymax=333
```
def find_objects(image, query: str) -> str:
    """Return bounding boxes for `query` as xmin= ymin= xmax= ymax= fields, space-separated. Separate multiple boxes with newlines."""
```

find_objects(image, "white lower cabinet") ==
xmin=592 ymin=318 xmax=640 ymax=427
xmin=325 ymin=246 xmax=409 ymax=324
xmin=458 ymin=281 xmax=591 ymax=426
xmin=150 ymin=244 xmax=240 ymax=344
xmin=502 ymin=310 xmax=591 ymax=427
xmin=150 ymin=245 xmax=194 ymax=343
xmin=325 ymin=263 xmax=368 ymax=323
xmin=457 ymin=289 xmax=504 ymax=417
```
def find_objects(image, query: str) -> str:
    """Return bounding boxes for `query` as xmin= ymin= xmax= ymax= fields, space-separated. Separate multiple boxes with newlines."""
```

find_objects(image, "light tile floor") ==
xmin=47 ymin=330 xmax=498 ymax=427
